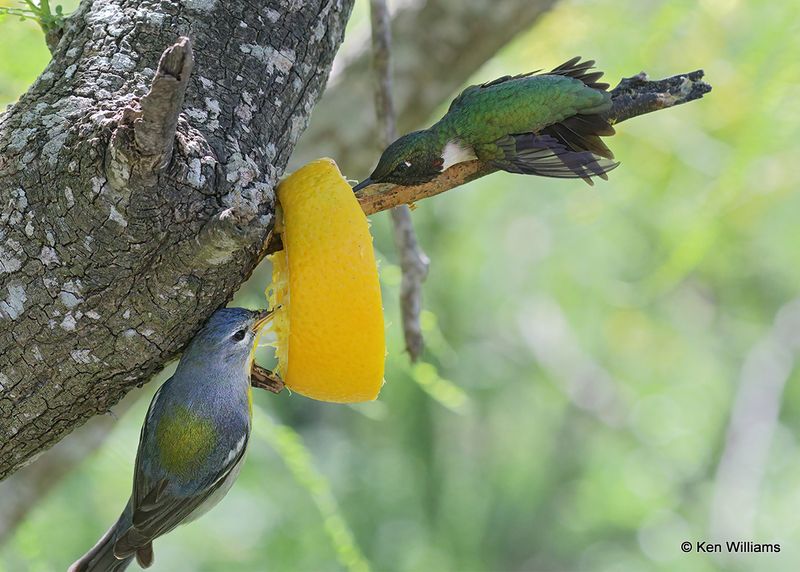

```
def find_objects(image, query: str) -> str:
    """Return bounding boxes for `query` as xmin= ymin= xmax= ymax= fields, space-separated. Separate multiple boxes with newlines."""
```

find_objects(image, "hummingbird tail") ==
xmin=548 ymin=56 xmax=610 ymax=91
xmin=541 ymin=57 xmax=617 ymax=163
xmin=68 ymin=504 xmax=135 ymax=572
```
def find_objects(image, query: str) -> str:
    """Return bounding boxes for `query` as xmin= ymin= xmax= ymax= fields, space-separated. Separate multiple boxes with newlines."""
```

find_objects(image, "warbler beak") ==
xmin=352 ymin=177 xmax=373 ymax=193
xmin=252 ymin=307 xmax=279 ymax=332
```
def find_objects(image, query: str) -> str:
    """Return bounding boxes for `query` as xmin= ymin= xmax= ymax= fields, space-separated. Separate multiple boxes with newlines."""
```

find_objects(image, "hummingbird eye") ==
xmin=231 ymin=329 xmax=247 ymax=342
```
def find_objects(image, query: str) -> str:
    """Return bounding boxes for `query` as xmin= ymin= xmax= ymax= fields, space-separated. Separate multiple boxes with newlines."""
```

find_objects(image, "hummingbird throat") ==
xmin=441 ymin=139 xmax=477 ymax=171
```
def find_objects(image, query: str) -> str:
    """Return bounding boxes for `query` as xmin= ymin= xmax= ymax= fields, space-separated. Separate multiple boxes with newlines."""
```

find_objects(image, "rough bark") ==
xmin=0 ymin=0 xmax=354 ymax=480
xmin=0 ymin=391 xmax=136 ymax=541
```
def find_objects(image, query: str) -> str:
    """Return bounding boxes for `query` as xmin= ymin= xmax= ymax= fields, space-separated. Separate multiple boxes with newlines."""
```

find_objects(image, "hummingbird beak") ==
xmin=352 ymin=178 xmax=373 ymax=193
xmin=252 ymin=306 xmax=279 ymax=332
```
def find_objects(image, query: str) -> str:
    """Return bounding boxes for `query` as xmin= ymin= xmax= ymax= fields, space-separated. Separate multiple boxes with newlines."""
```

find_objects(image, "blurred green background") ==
xmin=2 ymin=0 xmax=800 ymax=570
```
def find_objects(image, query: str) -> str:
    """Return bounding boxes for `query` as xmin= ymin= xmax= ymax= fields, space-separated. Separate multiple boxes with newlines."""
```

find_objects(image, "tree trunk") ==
xmin=0 ymin=0 xmax=353 ymax=480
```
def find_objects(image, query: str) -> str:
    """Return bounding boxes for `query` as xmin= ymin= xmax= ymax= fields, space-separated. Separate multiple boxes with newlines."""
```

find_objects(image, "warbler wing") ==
xmin=112 ymin=377 xmax=249 ymax=559
xmin=113 ymin=437 xmax=247 ymax=559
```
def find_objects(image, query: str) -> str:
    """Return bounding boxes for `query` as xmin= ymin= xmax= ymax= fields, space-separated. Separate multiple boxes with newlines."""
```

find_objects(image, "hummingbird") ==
xmin=353 ymin=57 xmax=618 ymax=190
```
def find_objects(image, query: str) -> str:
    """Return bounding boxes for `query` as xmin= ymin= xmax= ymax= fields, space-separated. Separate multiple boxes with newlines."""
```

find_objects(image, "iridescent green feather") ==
xmin=435 ymin=74 xmax=610 ymax=145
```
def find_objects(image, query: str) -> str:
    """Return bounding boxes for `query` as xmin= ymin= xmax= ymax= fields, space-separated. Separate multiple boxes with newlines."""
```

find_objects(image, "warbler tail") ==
xmin=69 ymin=502 xmax=143 ymax=572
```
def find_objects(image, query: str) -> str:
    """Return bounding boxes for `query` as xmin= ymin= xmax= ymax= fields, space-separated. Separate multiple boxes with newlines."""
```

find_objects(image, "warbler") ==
xmin=70 ymin=307 xmax=274 ymax=572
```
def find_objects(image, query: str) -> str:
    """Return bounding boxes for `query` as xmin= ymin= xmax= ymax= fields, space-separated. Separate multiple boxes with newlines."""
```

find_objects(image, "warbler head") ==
xmin=183 ymin=307 xmax=275 ymax=366
xmin=353 ymin=130 xmax=444 ymax=190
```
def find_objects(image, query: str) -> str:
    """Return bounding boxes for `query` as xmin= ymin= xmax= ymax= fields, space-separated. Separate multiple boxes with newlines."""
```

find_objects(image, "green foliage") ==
xmin=252 ymin=408 xmax=370 ymax=572
xmin=0 ymin=1 xmax=67 ymax=37
xmin=0 ymin=0 xmax=78 ymax=104
xmin=2 ymin=0 xmax=800 ymax=571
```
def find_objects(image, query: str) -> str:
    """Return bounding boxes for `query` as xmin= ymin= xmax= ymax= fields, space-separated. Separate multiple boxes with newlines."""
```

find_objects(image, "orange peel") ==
xmin=266 ymin=158 xmax=385 ymax=402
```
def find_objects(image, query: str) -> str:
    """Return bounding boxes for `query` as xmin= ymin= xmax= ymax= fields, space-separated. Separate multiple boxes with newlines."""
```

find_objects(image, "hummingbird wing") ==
xmin=448 ymin=56 xmax=608 ymax=114
xmin=542 ymin=113 xmax=616 ymax=160
xmin=489 ymin=133 xmax=619 ymax=186
xmin=547 ymin=56 xmax=609 ymax=90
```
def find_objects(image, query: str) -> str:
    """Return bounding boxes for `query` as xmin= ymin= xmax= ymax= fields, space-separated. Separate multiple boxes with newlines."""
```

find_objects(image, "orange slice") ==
xmin=266 ymin=158 xmax=385 ymax=402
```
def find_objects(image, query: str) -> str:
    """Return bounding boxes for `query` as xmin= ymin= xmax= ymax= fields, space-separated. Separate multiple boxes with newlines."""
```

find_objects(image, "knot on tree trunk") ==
xmin=106 ymin=37 xmax=195 ymax=190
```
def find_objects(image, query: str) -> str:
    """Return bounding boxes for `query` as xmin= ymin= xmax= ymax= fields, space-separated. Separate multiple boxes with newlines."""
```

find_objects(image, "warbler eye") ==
xmin=396 ymin=161 xmax=411 ymax=172
xmin=232 ymin=329 xmax=247 ymax=342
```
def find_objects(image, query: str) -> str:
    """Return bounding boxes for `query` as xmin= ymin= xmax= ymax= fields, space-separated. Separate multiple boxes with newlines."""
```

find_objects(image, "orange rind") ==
xmin=266 ymin=158 xmax=385 ymax=402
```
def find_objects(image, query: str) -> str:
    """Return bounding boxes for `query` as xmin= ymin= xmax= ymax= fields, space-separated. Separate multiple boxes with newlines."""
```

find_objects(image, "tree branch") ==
xmin=389 ymin=207 xmax=430 ymax=360
xmin=251 ymin=364 xmax=285 ymax=394
xmin=368 ymin=0 xmax=429 ymax=362
xmin=368 ymin=0 xmax=396 ymax=144
xmin=604 ymin=69 xmax=710 ymax=125
xmin=353 ymin=69 xmax=712 ymax=214
xmin=0 ymin=0 xmax=354 ymax=480
xmin=136 ymin=37 xmax=194 ymax=157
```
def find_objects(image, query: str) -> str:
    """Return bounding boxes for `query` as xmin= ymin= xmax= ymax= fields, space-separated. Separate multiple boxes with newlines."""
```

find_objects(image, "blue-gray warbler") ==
xmin=70 ymin=307 xmax=274 ymax=571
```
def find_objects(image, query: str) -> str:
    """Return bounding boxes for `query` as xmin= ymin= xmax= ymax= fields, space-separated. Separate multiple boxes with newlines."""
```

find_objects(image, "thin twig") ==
xmin=354 ymin=69 xmax=712 ymax=214
xmin=251 ymin=364 xmax=285 ymax=394
xmin=369 ymin=0 xmax=396 ymax=144
xmin=369 ymin=0 xmax=430 ymax=361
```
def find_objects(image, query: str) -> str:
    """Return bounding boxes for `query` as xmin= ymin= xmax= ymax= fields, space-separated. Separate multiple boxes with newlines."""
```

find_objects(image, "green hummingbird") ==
xmin=353 ymin=57 xmax=618 ymax=190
